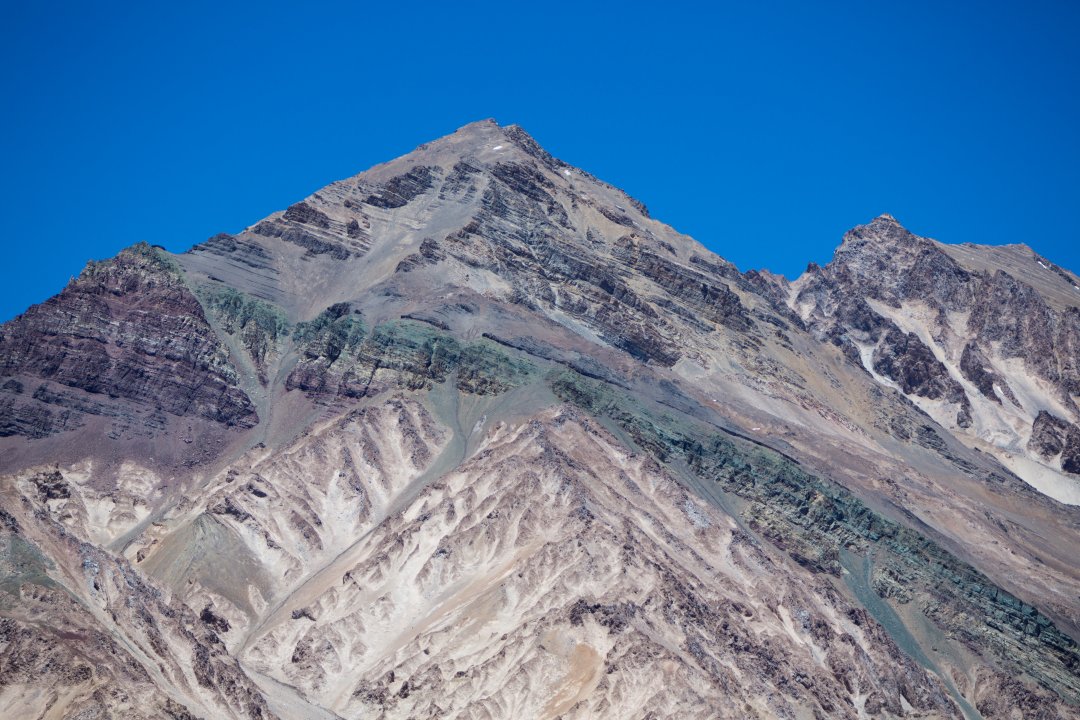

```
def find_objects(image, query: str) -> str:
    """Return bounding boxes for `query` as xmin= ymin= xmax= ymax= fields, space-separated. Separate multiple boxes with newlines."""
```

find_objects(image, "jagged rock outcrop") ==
xmin=1030 ymin=411 xmax=1080 ymax=474
xmin=872 ymin=326 xmax=972 ymax=426
xmin=285 ymin=308 xmax=534 ymax=401
xmin=199 ymin=286 xmax=289 ymax=385
xmin=794 ymin=213 xmax=1080 ymax=503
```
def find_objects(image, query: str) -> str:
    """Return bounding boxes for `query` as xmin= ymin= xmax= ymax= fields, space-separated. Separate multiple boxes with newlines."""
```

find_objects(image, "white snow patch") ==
xmin=857 ymin=300 xmax=1080 ymax=503
xmin=856 ymin=341 xmax=898 ymax=390
xmin=990 ymin=383 xmax=1009 ymax=404
xmin=993 ymin=452 xmax=1080 ymax=505
xmin=491 ymin=145 xmax=503 ymax=151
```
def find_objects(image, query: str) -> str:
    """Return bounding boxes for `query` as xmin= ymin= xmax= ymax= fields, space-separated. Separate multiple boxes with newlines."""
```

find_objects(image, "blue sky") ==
xmin=2 ymin=1 xmax=1078 ymax=320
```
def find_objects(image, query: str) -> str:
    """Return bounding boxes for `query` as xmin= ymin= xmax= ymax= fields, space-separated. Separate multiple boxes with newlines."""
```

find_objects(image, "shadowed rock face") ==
xmin=363 ymin=165 xmax=438 ymax=209
xmin=2 ymin=122 xmax=1080 ymax=719
xmin=873 ymin=327 xmax=968 ymax=404
xmin=1030 ymin=411 xmax=1080 ymax=474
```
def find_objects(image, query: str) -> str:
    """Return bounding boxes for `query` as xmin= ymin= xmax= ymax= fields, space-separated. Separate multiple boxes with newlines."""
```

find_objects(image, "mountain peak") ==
xmin=447 ymin=119 xmax=561 ymax=167
xmin=844 ymin=213 xmax=914 ymax=244
xmin=446 ymin=117 xmax=502 ymax=139
xmin=406 ymin=118 xmax=507 ymax=156
xmin=348 ymin=119 xmax=563 ymax=190
xmin=830 ymin=214 xmax=928 ymax=264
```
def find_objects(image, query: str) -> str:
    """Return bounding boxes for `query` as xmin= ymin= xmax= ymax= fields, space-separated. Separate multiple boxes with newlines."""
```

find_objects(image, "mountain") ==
xmin=793 ymin=214 xmax=1080 ymax=504
xmin=1 ymin=119 xmax=1078 ymax=719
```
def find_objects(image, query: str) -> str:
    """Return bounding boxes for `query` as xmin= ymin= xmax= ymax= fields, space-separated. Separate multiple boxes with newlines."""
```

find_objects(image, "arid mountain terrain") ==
xmin=1 ymin=120 xmax=1079 ymax=719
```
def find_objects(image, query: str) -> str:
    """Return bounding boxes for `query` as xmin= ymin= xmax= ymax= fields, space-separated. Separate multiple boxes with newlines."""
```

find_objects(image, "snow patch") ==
xmin=993 ymin=452 xmax=1080 ymax=505
xmin=856 ymin=341 xmax=898 ymax=391
xmin=858 ymin=300 xmax=1080 ymax=503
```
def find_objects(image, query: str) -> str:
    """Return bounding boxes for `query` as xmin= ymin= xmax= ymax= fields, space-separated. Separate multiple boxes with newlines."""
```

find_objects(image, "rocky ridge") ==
xmin=793 ymin=214 xmax=1080 ymax=504
xmin=0 ymin=244 xmax=258 ymax=470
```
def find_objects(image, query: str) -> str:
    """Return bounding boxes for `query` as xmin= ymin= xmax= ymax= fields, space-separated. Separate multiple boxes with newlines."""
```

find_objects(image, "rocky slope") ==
xmin=792 ymin=214 xmax=1080 ymax=504
xmin=2 ymin=120 xmax=1079 ymax=719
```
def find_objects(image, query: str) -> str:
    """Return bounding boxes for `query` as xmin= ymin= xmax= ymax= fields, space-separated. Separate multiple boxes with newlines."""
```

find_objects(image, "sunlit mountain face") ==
xmin=2 ymin=121 xmax=1078 ymax=720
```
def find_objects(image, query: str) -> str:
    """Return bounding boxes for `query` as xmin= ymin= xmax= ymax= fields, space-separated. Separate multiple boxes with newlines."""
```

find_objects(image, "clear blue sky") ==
xmin=2 ymin=1 xmax=1078 ymax=321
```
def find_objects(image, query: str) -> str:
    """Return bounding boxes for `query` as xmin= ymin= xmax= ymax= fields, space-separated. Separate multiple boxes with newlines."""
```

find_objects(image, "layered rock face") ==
xmin=0 ymin=244 xmax=257 ymax=469
xmin=2 ymin=121 xmax=1080 ymax=719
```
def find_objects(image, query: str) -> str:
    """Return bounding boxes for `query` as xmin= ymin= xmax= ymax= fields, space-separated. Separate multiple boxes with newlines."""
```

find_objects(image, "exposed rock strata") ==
xmin=0 ymin=243 xmax=257 ymax=441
